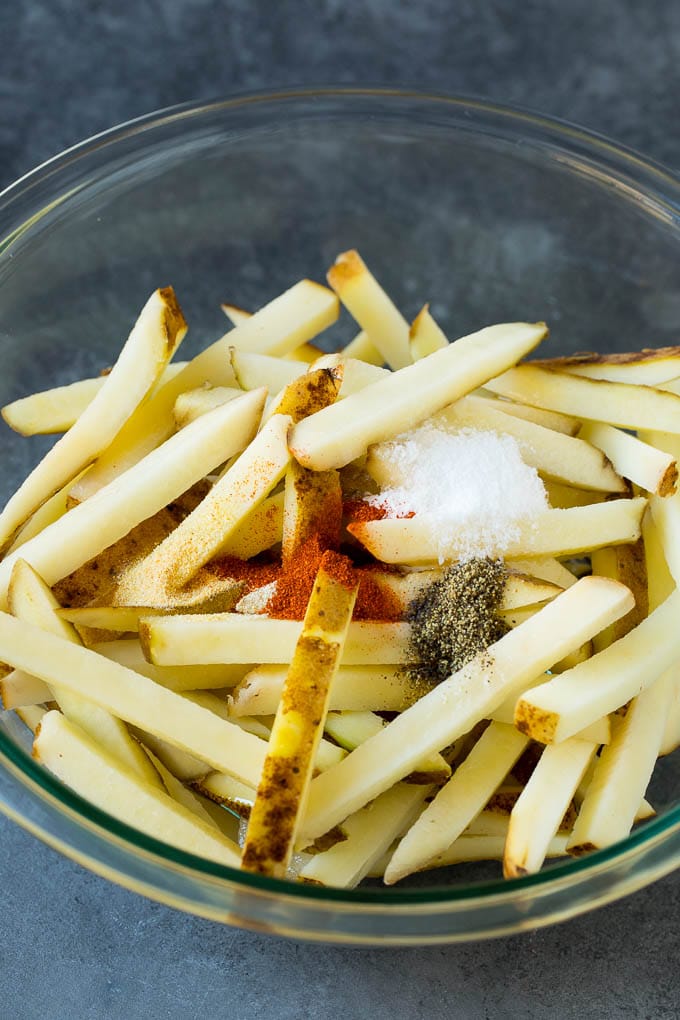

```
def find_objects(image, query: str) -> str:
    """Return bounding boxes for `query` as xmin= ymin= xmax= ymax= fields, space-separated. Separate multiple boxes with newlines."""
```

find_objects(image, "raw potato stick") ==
xmin=2 ymin=376 xmax=106 ymax=435
xmin=297 ymin=576 xmax=633 ymax=847
xmin=431 ymin=834 xmax=569 ymax=868
xmin=289 ymin=322 xmax=547 ymax=471
xmin=485 ymin=365 xmax=680 ymax=433
xmin=384 ymin=722 xmax=529 ymax=884
xmin=341 ymin=329 xmax=385 ymax=366
xmin=173 ymin=385 xmax=242 ymax=429
xmin=141 ymin=615 xmax=412 ymax=667
xmin=0 ymin=389 xmax=266 ymax=608
xmin=579 ymin=422 xmax=678 ymax=496
xmin=349 ymin=498 xmax=646 ymax=565
xmin=0 ymin=288 xmax=187 ymax=549
xmin=120 ymin=413 xmax=292 ymax=593
xmin=514 ymin=588 xmax=680 ymax=743
xmin=327 ymin=250 xmax=412 ymax=370
xmin=0 ymin=610 xmax=268 ymax=787
xmin=504 ymin=739 xmax=597 ymax=877
xmin=34 ymin=711 xmax=242 ymax=867
xmin=535 ymin=346 xmax=680 ymax=386
xmin=70 ymin=280 xmax=336 ymax=501
xmin=229 ymin=664 xmax=427 ymax=716
xmin=230 ymin=350 xmax=308 ymax=392
xmin=241 ymin=558 xmax=359 ymax=877
xmin=409 ymin=305 xmax=449 ymax=360
xmin=299 ymin=783 xmax=432 ymax=888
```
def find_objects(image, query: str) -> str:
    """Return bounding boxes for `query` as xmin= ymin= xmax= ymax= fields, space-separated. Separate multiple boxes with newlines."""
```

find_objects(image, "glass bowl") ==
xmin=0 ymin=88 xmax=679 ymax=945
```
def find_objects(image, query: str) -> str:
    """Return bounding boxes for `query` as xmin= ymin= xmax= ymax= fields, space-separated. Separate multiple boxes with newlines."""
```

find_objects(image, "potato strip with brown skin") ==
xmin=241 ymin=554 xmax=359 ymax=878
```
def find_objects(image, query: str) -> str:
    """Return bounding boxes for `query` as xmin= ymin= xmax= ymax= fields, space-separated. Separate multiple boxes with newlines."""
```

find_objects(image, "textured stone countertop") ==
xmin=1 ymin=3 xmax=679 ymax=1017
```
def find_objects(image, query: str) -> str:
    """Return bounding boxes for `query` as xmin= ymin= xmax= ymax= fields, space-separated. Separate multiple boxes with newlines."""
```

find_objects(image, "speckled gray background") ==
xmin=1 ymin=2 xmax=680 ymax=1018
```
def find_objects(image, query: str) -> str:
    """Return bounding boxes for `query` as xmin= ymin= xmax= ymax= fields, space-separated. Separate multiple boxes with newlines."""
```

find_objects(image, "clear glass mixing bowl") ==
xmin=0 ymin=88 xmax=679 ymax=945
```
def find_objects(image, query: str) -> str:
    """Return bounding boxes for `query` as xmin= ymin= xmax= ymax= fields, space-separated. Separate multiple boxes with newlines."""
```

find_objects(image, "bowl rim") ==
xmin=1 ymin=85 xmax=679 ymax=912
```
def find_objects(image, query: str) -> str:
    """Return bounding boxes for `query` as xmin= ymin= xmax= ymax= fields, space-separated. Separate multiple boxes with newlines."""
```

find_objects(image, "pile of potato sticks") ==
xmin=1 ymin=248 xmax=680 ymax=888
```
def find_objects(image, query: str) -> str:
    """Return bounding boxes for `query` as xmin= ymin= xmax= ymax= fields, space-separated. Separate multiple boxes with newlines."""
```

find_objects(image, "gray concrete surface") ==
xmin=1 ymin=2 xmax=680 ymax=1017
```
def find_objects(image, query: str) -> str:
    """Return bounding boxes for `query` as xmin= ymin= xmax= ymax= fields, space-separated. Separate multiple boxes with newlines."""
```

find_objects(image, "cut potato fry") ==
xmin=0 ymin=288 xmax=187 ymax=549
xmin=132 ymin=730 xmax=208 ymax=783
xmin=384 ymin=722 xmax=528 ymax=884
xmin=241 ymin=559 xmax=359 ymax=877
xmin=173 ymin=385 xmax=242 ymax=429
xmin=9 ymin=559 xmax=159 ymax=787
xmin=298 ymin=576 xmax=633 ymax=846
xmin=327 ymin=250 xmax=412 ymax=370
xmin=34 ymin=710 xmax=241 ymax=866
xmin=430 ymin=834 xmax=569 ymax=868
xmin=2 ymin=376 xmax=106 ymax=436
xmin=324 ymin=711 xmax=450 ymax=784
xmin=372 ymin=568 xmax=561 ymax=615
xmin=590 ymin=541 xmax=648 ymax=652
xmin=535 ymin=347 xmax=680 ymax=385
xmin=230 ymin=350 xmax=307 ymax=392
xmin=341 ymin=330 xmax=385 ymax=366
xmin=299 ymin=783 xmax=431 ymax=888
xmin=649 ymin=493 xmax=680 ymax=586
xmin=349 ymin=498 xmax=646 ymax=565
xmin=543 ymin=480 xmax=605 ymax=509
xmin=503 ymin=738 xmax=597 ymax=877
xmin=567 ymin=677 xmax=672 ymax=854
xmin=471 ymin=393 xmax=580 ymax=435
xmin=485 ymin=365 xmax=680 ymax=433
xmin=282 ymin=461 xmax=342 ymax=563
xmin=409 ymin=304 xmax=449 ymax=361
xmin=0 ymin=610 xmax=268 ymax=786
xmin=0 ymin=390 xmax=266 ymax=608
xmin=142 ymin=614 xmax=412 ymax=667
xmin=433 ymin=396 xmax=626 ymax=493
xmin=229 ymin=664 xmax=429 ymax=716
xmin=119 ymin=414 xmax=291 ymax=594
xmin=490 ymin=682 xmax=610 ymax=744
xmin=6 ymin=483 xmax=72 ymax=553
xmin=57 ymin=606 xmax=154 ymax=633
xmin=309 ymin=354 xmax=389 ymax=397
xmin=267 ymin=366 xmax=341 ymax=423
xmin=515 ymin=588 xmax=680 ymax=743
xmin=143 ymin=746 xmax=223 ymax=830
xmin=217 ymin=491 xmax=284 ymax=559
xmin=15 ymin=704 xmax=47 ymax=734
xmin=93 ymin=639 xmax=250 ymax=692
xmin=510 ymin=557 xmax=578 ymax=589
xmin=196 ymin=771 xmax=256 ymax=817
xmin=579 ymin=422 xmax=677 ymax=497
xmin=290 ymin=322 xmax=547 ymax=471
xmin=0 ymin=669 xmax=51 ymax=709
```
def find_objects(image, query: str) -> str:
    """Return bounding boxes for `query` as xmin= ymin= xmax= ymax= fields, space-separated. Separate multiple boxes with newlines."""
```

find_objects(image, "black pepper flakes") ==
xmin=406 ymin=558 xmax=509 ymax=683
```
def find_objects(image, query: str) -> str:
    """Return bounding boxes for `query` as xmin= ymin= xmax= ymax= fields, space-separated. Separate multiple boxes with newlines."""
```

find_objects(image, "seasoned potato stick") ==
xmin=0 ymin=288 xmax=187 ymax=549
xmin=298 ymin=576 xmax=633 ymax=846
xmin=142 ymin=614 xmax=412 ymax=666
xmin=241 ymin=557 xmax=359 ymax=877
xmin=327 ymin=250 xmax=412 ymax=370
xmin=290 ymin=322 xmax=547 ymax=471
xmin=485 ymin=365 xmax=680 ymax=433
xmin=409 ymin=304 xmax=449 ymax=361
xmin=217 ymin=491 xmax=284 ymax=559
xmin=2 ymin=376 xmax=106 ymax=435
xmin=268 ymin=367 xmax=341 ymax=423
xmin=229 ymin=664 xmax=428 ymax=716
xmin=310 ymin=354 xmax=389 ymax=397
xmin=504 ymin=739 xmax=597 ymax=877
xmin=385 ymin=722 xmax=528 ymax=884
xmin=0 ymin=611 xmax=268 ymax=786
xmin=9 ymin=560 xmax=159 ymax=786
xmin=119 ymin=413 xmax=291 ymax=595
xmin=282 ymin=461 xmax=342 ymax=563
xmin=514 ymin=588 xmax=680 ymax=743
xmin=34 ymin=711 xmax=241 ymax=867
xmin=0 ymin=390 xmax=266 ymax=608
xmin=579 ymin=422 xmax=677 ymax=496
xmin=349 ymin=498 xmax=646 ymax=565
xmin=299 ymin=783 xmax=432 ymax=888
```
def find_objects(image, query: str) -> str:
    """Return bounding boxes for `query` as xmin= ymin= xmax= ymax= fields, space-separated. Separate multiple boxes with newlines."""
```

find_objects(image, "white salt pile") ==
xmin=368 ymin=423 xmax=548 ymax=562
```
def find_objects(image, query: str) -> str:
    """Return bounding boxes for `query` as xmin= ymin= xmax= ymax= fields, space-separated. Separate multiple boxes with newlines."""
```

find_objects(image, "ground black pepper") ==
xmin=406 ymin=558 xmax=509 ymax=683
